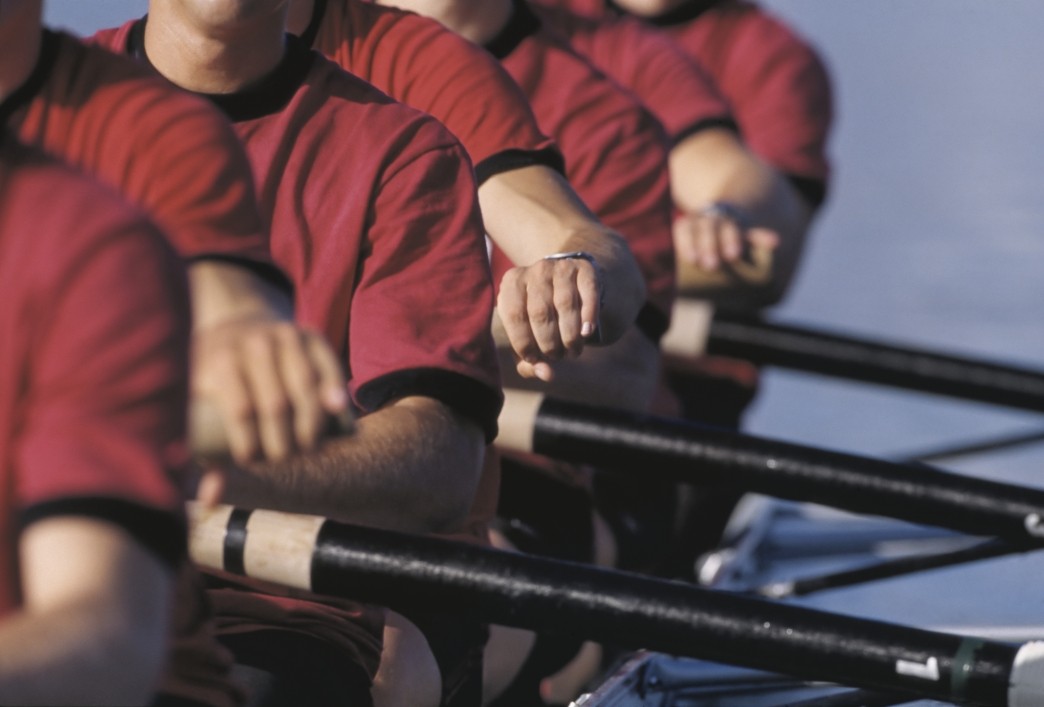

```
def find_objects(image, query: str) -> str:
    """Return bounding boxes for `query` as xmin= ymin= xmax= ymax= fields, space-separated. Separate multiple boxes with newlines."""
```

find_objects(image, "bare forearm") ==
xmin=0 ymin=519 xmax=174 ymax=706
xmin=480 ymin=166 xmax=645 ymax=344
xmin=670 ymin=131 xmax=813 ymax=305
xmin=0 ymin=599 xmax=167 ymax=706
xmin=219 ymin=397 xmax=486 ymax=533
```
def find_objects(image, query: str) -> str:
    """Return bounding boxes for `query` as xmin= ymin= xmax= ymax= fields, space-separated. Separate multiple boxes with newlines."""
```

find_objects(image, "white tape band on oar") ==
xmin=187 ymin=503 xmax=325 ymax=591
xmin=187 ymin=502 xmax=234 ymax=572
xmin=1009 ymin=641 xmax=1044 ymax=707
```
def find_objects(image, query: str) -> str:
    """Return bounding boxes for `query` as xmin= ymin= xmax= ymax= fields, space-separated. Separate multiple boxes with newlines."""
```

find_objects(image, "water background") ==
xmin=47 ymin=0 xmax=1044 ymax=485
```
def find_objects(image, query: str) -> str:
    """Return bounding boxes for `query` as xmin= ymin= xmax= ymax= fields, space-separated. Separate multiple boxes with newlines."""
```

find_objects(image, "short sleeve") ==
xmin=347 ymin=120 xmax=503 ymax=441
xmin=16 ymin=189 xmax=190 ymax=566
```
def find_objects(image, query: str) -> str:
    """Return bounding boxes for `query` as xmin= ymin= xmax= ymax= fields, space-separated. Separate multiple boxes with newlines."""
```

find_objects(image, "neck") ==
xmin=0 ymin=2 xmax=43 ymax=103
xmin=376 ymin=0 xmax=513 ymax=46
xmin=144 ymin=1 xmax=289 ymax=94
xmin=286 ymin=0 xmax=316 ymax=35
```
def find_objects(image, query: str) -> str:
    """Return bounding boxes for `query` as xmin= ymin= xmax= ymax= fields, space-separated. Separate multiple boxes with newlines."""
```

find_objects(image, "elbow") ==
xmin=409 ymin=415 xmax=487 ymax=535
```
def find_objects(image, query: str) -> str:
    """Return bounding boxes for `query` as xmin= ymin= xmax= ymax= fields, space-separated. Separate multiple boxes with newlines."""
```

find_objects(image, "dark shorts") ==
xmin=218 ymin=630 xmax=373 ymax=707
xmin=489 ymin=457 xmax=597 ymax=706
xmin=394 ymin=609 xmax=488 ymax=707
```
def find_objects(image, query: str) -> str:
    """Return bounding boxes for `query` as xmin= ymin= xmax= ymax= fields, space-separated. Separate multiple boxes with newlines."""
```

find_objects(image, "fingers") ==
xmin=575 ymin=261 xmax=602 ymax=342
xmin=675 ymin=204 xmax=760 ymax=271
xmin=274 ymin=327 xmax=324 ymax=453
xmin=304 ymin=332 xmax=350 ymax=414
xmin=193 ymin=334 xmax=261 ymax=463
xmin=194 ymin=467 xmax=227 ymax=508
xmin=496 ymin=256 xmax=604 ymax=376
xmin=192 ymin=319 xmax=349 ymax=464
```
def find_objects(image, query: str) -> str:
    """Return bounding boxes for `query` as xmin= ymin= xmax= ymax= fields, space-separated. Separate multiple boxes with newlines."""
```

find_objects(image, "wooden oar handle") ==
xmin=660 ymin=299 xmax=715 ymax=359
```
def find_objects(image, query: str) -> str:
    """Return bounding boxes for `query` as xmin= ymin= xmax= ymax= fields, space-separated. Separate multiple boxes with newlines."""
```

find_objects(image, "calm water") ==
xmin=751 ymin=1 xmax=1044 ymax=486
xmin=47 ymin=0 xmax=1044 ymax=482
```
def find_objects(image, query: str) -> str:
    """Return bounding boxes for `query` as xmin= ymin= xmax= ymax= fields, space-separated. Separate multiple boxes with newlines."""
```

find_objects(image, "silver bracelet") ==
xmin=697 ymin=201 xmax=750 ymax=227
xmin=543 ymin=251 xmax=599 ymax=264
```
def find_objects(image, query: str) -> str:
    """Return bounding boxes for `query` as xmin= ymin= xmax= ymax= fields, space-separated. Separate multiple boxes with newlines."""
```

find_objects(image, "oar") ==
xmin=755 ymin=539 xmax=1025 ymax=599
xmin=188 ymin=503 xmax=1044 ymax=707
xmin=701 ymin=310 xmax=1044 ymax=414
xmin=497 ymin=391 xmax=1044 ymax=547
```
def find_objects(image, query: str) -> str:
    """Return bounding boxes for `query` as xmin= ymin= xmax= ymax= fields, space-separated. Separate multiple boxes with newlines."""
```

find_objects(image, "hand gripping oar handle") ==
xmin=706 ymin=312 xmax=1044 ymax=413
xmin=188 ymin=503 xmax=1044 ymax=707
xmin=498 ymin=391 xmax=1044 ymax=546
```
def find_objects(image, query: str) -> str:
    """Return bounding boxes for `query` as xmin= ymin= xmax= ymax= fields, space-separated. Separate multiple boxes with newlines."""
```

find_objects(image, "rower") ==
xmin=0 ymin=133 xmax=188 ymax=705
xmin=277 ymin=2 xmax=655 ymax=704
xmin=370 ymin=0 xmax=679 ymax=702
xmin=532 ymin=0 xmax=835 ymax=575
xmin=5 ymin=2 xmax=351 ymax=471
xmin=96 ymin=1 xmax=503 ymax=704
xmin=4 ymin=1 xmax=362 ymax=702
xmin=285 ymin=0 xmax=647 ymax=375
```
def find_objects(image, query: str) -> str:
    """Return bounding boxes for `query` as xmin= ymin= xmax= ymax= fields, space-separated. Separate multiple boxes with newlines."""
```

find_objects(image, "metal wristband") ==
xmin=697 ymin=201 xmax=750 ymax=228
xmin=543 ymin=251 xmax=599 ymax=264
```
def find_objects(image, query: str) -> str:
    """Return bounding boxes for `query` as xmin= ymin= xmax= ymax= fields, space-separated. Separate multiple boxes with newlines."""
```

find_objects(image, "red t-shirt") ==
xmin=297 ymin=0 xmax=563 ymax=182
xmin=533 ymin=3 xmax=737 ymax=144
xmin=5 ymin=30 xmax=285 ymax=285
xmin=0 ymin=136 xmax=189 ymax=612
xmin=541 ymin=0 xmax=833 ymax=208
xmin=485 ymin=1 xmax=676 ymax=339
xmin=101 ymin=24 xmax=504 ymax=679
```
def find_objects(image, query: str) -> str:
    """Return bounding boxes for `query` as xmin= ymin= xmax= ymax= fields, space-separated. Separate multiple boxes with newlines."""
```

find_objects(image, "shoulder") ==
xmin=711 ymin=1 xmax=826 ymax=65
xmin=306 ymin=52 xmax=461 ymax=149
xmin=0 ymin=138 xmax=175 ymax=291
xmin=41 ymin=30 xmax=240 ymax=143
xmin=85 ymin=20 xmax=137 ymax=53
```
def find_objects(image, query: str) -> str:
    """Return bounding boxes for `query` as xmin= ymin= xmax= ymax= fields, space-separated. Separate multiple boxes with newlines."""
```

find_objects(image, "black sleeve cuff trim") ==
xmin=0 ymin=30 xmax=61 ymax=127
xmin=187 ymin=254 xmax=295 ymax=299
xmin=298 ymin=0 xmax=329 ymax=48
xmin=355 ymin=368 xmax=503 ymax=444
xmin=131 ymin=19 xmax=315 ymax=122
xmin=672 ymin=116 xmax=740 ymax=147
xmin=608 ymin=0 xmax=719 ymax=27
xmin=785 ymin=174 xmax=828 ymax=211
xmin=20 ymin=497 xmax=186 ymax=570
xmin=474 ymin=147 xmax=566 ymax=185
xmin=636 ymin=301 xmax=671 ymax=344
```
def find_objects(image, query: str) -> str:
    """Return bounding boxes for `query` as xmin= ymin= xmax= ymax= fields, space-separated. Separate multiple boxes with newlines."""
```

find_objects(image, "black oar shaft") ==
xmin=758 ymin=539 xmax=1020 ymax=598
xmin=532 ymin=398 xmax=1044 ymax=547
xmin=706 ymin=312 xmax=1044 ymax=413
xmin=194 ymin=506 xmax=1032 ymax=707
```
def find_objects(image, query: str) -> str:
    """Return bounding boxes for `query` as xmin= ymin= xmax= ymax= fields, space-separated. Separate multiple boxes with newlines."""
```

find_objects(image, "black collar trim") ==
xmin=0 ymin=29 xmax=61 ymax=127
xmin=298 ymin=0 xmax=328 ymax=48
xmin=484 ymin=0 xmax=543 ymax=60
xmin=128 ymin=18 xmax=315 ymax=122
xmin=606 ymin=0 xmax=719 ymax=26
